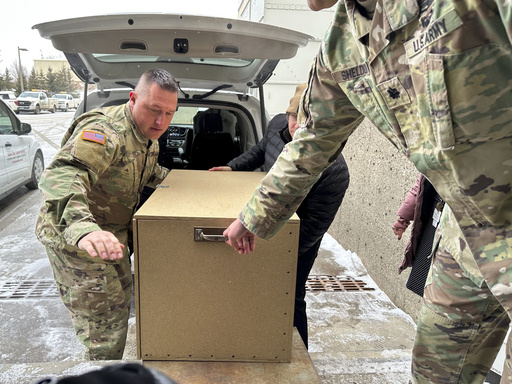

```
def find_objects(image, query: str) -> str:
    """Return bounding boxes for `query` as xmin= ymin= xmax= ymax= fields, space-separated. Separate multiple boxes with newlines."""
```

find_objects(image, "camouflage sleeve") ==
xmin=37 ymin=118 xmax=120 ymax=247
xmin=146 ymin=162 xmax=170 ymax=188
xmin=238 ymin=43 xmax=365 ymax=239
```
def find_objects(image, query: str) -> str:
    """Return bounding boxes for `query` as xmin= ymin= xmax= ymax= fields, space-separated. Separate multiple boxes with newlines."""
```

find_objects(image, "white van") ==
xmin=0 ymin=91 xmax=19 ymax=114
xmin=0 ymin=98 xmax=44 ymax=199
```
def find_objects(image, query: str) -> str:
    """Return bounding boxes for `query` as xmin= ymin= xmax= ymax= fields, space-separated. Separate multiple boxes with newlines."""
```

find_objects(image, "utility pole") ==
xmin=18 ymin=47 xmax=28 ymax=92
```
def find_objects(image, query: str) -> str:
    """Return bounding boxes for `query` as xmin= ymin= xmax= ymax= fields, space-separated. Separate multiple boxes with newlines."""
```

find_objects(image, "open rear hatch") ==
xmin=33 ymin=13 xmax=311 ymax=93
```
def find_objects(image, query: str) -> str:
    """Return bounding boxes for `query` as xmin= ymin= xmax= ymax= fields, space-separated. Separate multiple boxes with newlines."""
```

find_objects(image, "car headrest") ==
xmin=202 ymin=113 xmax=223 ymax=133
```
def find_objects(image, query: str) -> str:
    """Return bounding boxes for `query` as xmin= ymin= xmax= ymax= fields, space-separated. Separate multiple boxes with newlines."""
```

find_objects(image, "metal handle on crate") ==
xmin=194 ymin=228 xmax=228 ymax=242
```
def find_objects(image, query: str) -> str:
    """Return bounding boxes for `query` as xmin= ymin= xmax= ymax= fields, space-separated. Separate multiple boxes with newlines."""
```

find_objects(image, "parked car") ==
xmin=51 ymin=93 xmax=80 ymax=111
xmin=0 ymin=91 xmax=19 ymax=114
xmin=33 ymin=13 xmax=311 ymax=172
xmin=0 ymin=98 xmax=44 ymax=200
xmin=17 ymin=91 xmax=58 ymax=114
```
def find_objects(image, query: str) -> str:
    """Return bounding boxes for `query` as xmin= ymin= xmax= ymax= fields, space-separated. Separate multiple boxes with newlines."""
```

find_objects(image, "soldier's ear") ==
xmin=129 ymin=92 xmax=139 ymax=111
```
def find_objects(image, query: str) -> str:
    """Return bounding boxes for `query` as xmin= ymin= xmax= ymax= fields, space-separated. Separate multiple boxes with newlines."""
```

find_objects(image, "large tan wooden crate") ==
xmin=133 ymin=170 xmax=299 ymax=363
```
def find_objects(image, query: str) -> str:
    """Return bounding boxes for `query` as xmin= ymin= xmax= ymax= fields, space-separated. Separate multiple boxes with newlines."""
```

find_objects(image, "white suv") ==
xmin=0 ymin=91 xmax=19 ymax=114
xmin=34 ymin=13 xmax=310 ymax=170
xmin=0 ymin=98 xmax=44 ymax=199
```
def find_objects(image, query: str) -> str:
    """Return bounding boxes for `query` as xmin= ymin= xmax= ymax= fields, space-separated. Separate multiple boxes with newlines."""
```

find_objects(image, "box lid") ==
xmin=135 ymin=169 xmax=297 ymax=220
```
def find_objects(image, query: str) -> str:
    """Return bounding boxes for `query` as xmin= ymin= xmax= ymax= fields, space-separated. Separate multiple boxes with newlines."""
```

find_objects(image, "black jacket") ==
xmin=228 ymin=114 xmax=349 ymax=251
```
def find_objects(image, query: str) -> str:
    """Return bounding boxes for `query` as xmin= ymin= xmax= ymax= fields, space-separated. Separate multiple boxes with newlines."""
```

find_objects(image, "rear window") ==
xmin=19 ymin=92 xmax=40 ymax=98
xmin=144 ymin=104 xmax=257 ymax=171
xmin=173 ymin=106 xmax=205 ymax=125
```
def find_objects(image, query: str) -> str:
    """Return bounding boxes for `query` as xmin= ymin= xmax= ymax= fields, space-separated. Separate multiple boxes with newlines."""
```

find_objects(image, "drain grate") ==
xmin=0 ymin=280 xmax=59 ymax=299
xmin=0 ymin=275 xmax=373 ymax=299
xmin=306 ymin=275 xmax=374 ymax=292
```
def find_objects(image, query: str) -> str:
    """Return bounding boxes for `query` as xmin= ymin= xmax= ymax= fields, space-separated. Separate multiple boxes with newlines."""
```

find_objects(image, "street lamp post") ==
xmin=17 ymin=47 xmax=28 ymax=92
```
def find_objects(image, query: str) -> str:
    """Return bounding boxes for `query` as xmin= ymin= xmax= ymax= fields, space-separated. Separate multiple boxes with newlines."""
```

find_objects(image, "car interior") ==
xmin=162 ymin=107 xmax=243 ymax=170
xmin=129 ymin=100 xmax=260 ymax=207
xmin=88 ymin=92 xmax=258 ymax=170
xmin=93 ymin=96 xmax=258 ymax=171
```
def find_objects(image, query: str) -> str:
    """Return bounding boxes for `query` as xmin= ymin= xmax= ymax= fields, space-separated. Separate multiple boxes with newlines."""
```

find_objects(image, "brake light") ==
xmin=14 ymin=101 xmax=18 ymax=106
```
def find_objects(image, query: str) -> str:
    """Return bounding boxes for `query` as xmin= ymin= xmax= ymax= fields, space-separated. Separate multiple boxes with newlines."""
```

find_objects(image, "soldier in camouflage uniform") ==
xmin=35 ymin=69 xmax=178 ymax=360
xmin=223 ymin=0 xmax=512 ymax=382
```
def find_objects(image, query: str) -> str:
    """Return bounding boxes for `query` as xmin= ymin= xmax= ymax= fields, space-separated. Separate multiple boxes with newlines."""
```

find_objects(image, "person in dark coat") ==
xmin=210 ymin=84 xmax=350 ymax=348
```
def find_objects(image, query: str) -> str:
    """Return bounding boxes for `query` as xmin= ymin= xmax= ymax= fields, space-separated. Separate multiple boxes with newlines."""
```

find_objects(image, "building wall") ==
xmin=330 ymin=119 xmax=423 ymax=320
xmin=239 ymin=0 xmax=334 ymax=117
xmin=33 ymin=59 xmax=82 ymax=93
xmin=238 ymin=0 xmax=424 ymax=320
xmin=33 ymin=59 xmax=67 ymax=74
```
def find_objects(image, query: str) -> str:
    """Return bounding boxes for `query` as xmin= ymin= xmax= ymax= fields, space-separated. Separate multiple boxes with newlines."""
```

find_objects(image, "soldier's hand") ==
xmin=223 ymin=219 xmax=256 ymax=254
xmin=209 ymin=166 xmax=232 ymax=171
xmin=78 ymin=231 xmax=125 ymax=260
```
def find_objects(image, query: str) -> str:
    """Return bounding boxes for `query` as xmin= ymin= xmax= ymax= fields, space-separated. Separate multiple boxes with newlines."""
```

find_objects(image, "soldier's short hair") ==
xmin=136 ymin=69 xmax=179 ymax=96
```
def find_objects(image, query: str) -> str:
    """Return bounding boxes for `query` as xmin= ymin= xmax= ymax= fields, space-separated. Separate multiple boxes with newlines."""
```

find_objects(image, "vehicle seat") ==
xmin=190 ymin=113 xmax=236 ymax=170
xmin=193 ymin=108 xmax=238 ymax=139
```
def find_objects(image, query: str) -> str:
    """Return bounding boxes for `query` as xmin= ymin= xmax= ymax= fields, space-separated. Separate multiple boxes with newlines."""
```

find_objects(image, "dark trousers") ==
xmin=293 ymin=238 xmax=323 ymax=349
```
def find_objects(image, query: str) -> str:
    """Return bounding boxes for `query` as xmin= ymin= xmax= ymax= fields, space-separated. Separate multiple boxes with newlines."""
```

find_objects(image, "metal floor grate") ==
xmin=0 ymin=280 xmax=59 ymax=299
xmin=0 ymin=275 xmax=373 ymax=299
xmin=306 ymin=275 xmax=374 ymax=292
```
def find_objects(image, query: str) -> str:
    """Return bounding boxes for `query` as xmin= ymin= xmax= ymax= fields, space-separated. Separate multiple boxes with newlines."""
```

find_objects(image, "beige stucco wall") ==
xmin=32 ymin=59 xmax=82 ymax=92
xmin=327 ymin=118 xmax=424 ymax=321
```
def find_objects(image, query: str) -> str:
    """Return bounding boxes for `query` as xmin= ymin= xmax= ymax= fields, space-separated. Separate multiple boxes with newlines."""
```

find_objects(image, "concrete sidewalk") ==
xmin=0 ymin=234 xmax=416 ymax=383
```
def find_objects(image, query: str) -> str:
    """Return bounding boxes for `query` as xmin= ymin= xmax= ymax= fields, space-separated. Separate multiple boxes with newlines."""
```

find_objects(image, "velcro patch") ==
xmin=82 ymin=130 xmax=106 ymax=145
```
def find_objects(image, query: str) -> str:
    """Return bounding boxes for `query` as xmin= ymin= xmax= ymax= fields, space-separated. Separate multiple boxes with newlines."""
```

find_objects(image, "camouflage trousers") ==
xmin=46 ymin=246 xmax=132 ymax=360
xmin=410 ymin=239 xmax=511 ymax=383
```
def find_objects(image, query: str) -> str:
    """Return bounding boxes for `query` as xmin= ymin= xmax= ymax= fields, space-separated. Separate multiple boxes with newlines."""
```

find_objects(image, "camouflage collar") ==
xmin=124 ymin=102 xmax=152 ymax=147
xmin=344 ymin=0 xmax=420 ymax=60
xmin=346 ymin=0 xmax=376 ymax=39
xmin=380 ymin=0 xmax=420 ymax=31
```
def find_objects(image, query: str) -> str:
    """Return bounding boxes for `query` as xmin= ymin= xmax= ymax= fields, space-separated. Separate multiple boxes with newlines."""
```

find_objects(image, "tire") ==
xmin=50 ymin=105 xmax=56 ymax=113
xmin=26 ymin=151 xmax=44 ymax=190
xmin=34 ymin=104 xmax=41 ymax=114
xmin=64 ymin=104 xmax=69 ymax=112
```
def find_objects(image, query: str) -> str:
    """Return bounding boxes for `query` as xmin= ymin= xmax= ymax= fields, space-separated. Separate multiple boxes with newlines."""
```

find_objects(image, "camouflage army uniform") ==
xmin=36 ymin=103 xmax=169 ymax=359
xmin=238 ymin=0 xmax=512 ymax=382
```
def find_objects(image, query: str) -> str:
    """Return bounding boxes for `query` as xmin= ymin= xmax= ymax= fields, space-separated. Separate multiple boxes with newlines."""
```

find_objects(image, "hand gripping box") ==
xmin=133 ymin=170 xmax=299 ymax=362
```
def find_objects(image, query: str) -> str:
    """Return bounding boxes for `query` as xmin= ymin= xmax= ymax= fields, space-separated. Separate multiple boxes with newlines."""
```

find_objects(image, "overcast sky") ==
xmin=0 ymin=0 xmax=238 ymax=73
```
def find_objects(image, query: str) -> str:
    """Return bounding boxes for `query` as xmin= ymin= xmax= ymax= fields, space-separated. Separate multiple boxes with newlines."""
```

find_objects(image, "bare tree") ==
xmin=10 ymin=60 xmax=29 ymax=94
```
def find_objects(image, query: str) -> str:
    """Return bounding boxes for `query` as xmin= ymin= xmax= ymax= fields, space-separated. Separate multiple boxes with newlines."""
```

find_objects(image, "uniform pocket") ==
xmin=425 ymin=54 xmax=455 ymax=150
xmin=346 ymin=78 xmax=408 ymax=152
xmin=57 ymin=277 xmax=109 ymax=317
xmin=48 ymin=244 xmax=110 ymax=289
xmin=426 ymin=44 xmax=512 ymax=147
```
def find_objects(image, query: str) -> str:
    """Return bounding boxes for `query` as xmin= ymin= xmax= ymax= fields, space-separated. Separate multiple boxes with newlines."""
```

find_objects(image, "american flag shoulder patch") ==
xmin=82 ymin=130 xmax=106 ymax=145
